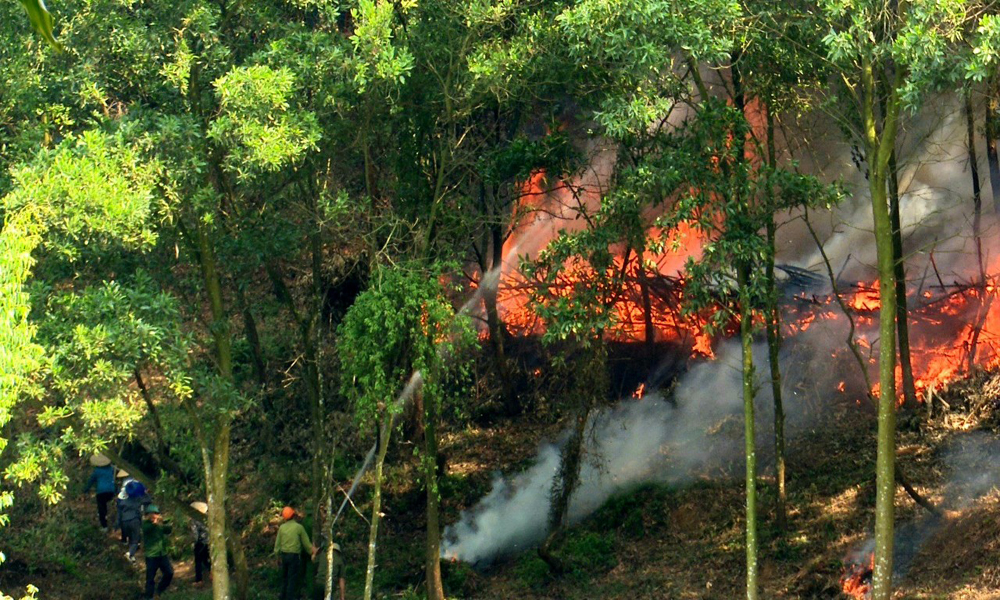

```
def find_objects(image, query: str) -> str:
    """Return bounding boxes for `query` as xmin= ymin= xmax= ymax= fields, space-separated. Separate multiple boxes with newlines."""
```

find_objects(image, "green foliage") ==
xmin=3 ymin=129 xmax=158 ymax=262
xmin=820 ymin=0 xmax=983 ymax=112
xmin=655 ymin=100 xmax=841 ymax=327
xmin=338 ymin=263 xmax=475 ymax=427
xmin=560 ymin=530 xmax=617 ymax=576
xmin=556 ymin=0 xmax=740 ymax=139
xmin=209 ymin=65 xmax=321 ymax=178
xmin=513 ymin=553 xmax=551 ymax=589
xmin=350 ymin=0 xmax=414 ymax=93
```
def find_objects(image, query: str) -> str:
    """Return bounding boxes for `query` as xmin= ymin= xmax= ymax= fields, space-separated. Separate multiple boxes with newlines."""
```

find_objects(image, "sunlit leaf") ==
xmin=17 ymin=0 xmax=63 ymax=50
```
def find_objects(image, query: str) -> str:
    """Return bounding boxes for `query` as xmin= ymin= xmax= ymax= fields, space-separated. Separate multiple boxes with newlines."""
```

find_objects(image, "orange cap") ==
xmin=282 ymin=506 xmax=295 ymax=520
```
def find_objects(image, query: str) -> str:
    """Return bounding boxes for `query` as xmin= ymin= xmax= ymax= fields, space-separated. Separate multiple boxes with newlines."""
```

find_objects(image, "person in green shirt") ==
xmin=141 ymin=504 xmax=173 ymax=599
xmin=274 ymin=506 xmax=318 ymax=600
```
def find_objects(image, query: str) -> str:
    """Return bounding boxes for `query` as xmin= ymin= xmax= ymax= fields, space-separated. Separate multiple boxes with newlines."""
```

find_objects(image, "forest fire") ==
xmin=840 ymin=551 xmax=874 ymax=599
xmin=486 ymin=168 xmax=1000 ymax=404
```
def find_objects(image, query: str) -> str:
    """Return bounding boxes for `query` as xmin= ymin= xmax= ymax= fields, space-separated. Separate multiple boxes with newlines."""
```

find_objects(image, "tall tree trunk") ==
xmin=985 ymin=71 xmax=1000 ymax=213
xmin=422 ymin=387 xmax=445 ymax=600
xmin=485 ymin=220 xmax=508 ymax=363
xmin=966 ymin=87 xmax=992 ymax=370
xmin=888 ymin=150 xmax=917 ymax=409
xmin=539 ymin=344 xmax=605 ymax=574
xmin=206 ymin=421 xmax=232 ymax=600
xmin=876 ymin=75 xmax=916 ymax=410
xmin=966 ymin=88 xmax=986 ymax=283
xmin=737 ymin=261 xmax=758 ymax=600
xmin=226 ymin=513 xmax=250 ymax=600
xmin=303 ymin=322 xmax=324 ymax=599
xmin=324 ymin=440 xmax=339 ymax=600
xmin=364 ymin=415 xmax=393 ymax=600
xmin=484 ymin=215 xmax=516 ymax=415
xmin=195 ymin=221 xmax=240 ymax=600
xmin=863 ymin=55 xmax=900 ymax=600
xmin=537 ymin=403 xmax=589 ymax=575
xmin=763 ymin=108 xmax=786 ymax=533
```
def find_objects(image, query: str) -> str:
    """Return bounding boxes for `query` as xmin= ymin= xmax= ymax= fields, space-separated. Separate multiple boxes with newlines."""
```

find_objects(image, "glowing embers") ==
xmin=840 ymin=551 xmax=874 ymax=599
xmin=849 ymin=280 xmax=881 ymax=313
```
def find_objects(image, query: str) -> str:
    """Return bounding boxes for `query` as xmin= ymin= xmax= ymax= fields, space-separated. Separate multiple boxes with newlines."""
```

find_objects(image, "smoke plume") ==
xmin=442 ymin=342 xmax=800 ymax=564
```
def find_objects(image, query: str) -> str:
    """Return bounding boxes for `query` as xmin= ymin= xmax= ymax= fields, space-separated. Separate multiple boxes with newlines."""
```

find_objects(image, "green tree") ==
xmin=338 ymin=264 xmax=473 ymax=600
xmin=0 ymin=129 xmax=158 ymax=594
xmin=819 ymin=0 xmax=985 ymax=595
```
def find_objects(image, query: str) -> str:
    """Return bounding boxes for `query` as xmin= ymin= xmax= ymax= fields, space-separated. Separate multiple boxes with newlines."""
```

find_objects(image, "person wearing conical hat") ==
xmin=273 ymin=506 xmax=318 ymax=600
xmin=189 ymin=501 xmax=210 ymax=586
xmin=84 ymin=454 xmax=115 ymax=531
xmin=115 ymin=469 xmax=131 ymax=543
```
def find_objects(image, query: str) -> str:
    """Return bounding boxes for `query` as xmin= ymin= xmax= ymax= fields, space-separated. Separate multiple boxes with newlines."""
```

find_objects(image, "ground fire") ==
xmin=840 ymin=551 xmax=874 ymax=599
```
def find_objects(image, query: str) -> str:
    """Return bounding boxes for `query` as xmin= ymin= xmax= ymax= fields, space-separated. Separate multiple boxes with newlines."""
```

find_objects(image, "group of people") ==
xmin=85 ymin=454 xmax=347 ymax=600
xmin=84 ymin=454 xmax=209 ymax=599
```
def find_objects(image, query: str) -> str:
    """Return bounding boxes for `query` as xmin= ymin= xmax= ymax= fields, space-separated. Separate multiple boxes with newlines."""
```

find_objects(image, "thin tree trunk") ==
xmin=763 ymin=108 xmax=786 ymax=533
xmin=888 ymin=151 xmax=917 ymax=409
xmin=966 ymin=87 xmax=986 ymax=283
xmin=863 ymin=54 xmax=900 ymax=600
xmin=965 ymin=87 xmax=992 ymax=372
xmin=324 ymin=440 xmax=339 ymax=600
xmin=303 ymin=323 xmax=324 ymax=599
xmin=639 ymin=266 xmax=656 ymax=351
xmin=537 ymin=404 xmax=589 ymax=576
xmin=364 ymin=415 xmax=393 ymax=600
xmin=985 ymin=71 xmax=1000 ymax=213
xmin=484 ymin=218 xmax=517 ymax=415
xmin=423 ymin=387 xmax=445 ymax=600
xmin=737 ymin=261 xmax=758 ymax=600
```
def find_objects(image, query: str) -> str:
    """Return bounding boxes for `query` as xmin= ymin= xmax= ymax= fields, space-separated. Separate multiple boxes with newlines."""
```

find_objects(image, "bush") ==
xmin=561 ymin=530 xmax=616 ymax=575
xmin=513 ymin=554 xmax=551 ymax=589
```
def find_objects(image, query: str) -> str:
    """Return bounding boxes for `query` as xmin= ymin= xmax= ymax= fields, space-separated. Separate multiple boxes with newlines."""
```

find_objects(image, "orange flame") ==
xmin=840 ymin=552 xmax=874 ymax=599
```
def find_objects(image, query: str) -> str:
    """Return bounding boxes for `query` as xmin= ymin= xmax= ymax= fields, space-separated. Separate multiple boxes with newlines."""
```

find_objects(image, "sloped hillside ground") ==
xmin=3 ymin=369 xmax=1000 ymax=599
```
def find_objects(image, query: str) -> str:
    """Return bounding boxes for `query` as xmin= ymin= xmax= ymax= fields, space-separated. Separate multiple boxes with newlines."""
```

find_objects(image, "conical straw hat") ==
xmin=190 ymin=501 xmax=208 ymax=514
xmin=90 ymin=454 xmax=111 ymax=467
xmin=117 ymin=469 xmax=129 ymax=478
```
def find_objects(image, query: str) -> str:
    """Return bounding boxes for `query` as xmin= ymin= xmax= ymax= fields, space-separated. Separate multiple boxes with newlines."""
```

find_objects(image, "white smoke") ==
xmin=441 ymin=343 xmax=771 ymax=564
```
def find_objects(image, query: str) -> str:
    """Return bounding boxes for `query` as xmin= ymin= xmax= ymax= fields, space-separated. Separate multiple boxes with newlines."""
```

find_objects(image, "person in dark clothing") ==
xmin=190 ymin=502 xmax=211 ymax=586
xmin=116 ymin=469 xmax=133 ymax=542
xmin=84 ymin=454 xmax=116 ymax=530
xmin=120 ymin=480 xmax=151 ymax=562
xmin=329 ymin=543 xmax=346 ymax=600
xmin=142 ymin=504 xmax=173 ymax=599
xmin=273 ymin=506 xmax=318 ymax=600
